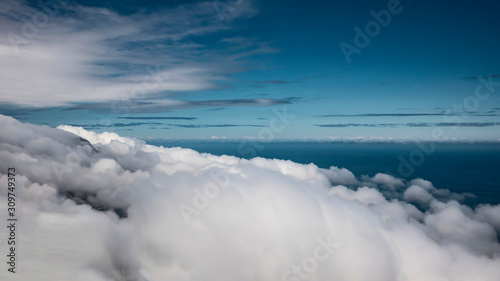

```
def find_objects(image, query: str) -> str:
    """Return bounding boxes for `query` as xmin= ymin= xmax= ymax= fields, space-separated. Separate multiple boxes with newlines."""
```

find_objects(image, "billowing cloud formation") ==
xmin=1 ymin=114 xmax=500 ymax=281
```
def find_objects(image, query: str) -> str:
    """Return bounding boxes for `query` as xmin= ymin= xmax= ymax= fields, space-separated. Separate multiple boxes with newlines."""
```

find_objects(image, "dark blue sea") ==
xmin=145 ymin=140 xmax=500 ymax=206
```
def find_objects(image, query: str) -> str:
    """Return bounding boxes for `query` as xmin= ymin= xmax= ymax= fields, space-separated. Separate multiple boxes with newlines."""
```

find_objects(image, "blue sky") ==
xmin=1 ymin=0 xmax=500 ymax=141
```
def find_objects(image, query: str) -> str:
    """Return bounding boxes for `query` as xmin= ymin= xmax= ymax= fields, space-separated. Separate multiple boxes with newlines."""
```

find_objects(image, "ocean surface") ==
xmin=145 ymin=140 xmax=500 ymax=206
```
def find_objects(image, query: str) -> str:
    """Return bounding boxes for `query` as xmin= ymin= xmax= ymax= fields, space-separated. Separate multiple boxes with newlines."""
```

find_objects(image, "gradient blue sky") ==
xmin=1 ymin=0 xmax=500 ymax=141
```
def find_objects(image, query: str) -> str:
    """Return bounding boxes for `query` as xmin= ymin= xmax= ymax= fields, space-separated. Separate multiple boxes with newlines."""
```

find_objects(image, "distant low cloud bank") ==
xmin=1 ymin=114 xmax=499 ymax=281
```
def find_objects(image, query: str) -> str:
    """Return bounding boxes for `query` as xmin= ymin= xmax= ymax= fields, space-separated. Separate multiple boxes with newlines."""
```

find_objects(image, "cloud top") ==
xmin=0 ymin=114 xmax=499 ymax=281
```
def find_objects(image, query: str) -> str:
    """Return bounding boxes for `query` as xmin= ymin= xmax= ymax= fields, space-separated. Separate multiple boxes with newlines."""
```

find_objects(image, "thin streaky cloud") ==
xmin=316 ymin=122 xmax=500 ymax=128
xmin=205 ymin=107 xmax=227 ymax=111
xmin=164 ymin=124 xmax=265 ymax=128
xmin=117 ymin=117 xmax=197 ymax=120
xmin=317 ymin=113 xmax=499 ymax=118
xmin=246 ymin=80 xmax=293 ymax=85
xmin=67 ymin=122 xmax=163 ymax=128
xmin=244 ymin=77 xmax=309 ymax=87
xmin=67 ymin=97 xmax=296 ymax=113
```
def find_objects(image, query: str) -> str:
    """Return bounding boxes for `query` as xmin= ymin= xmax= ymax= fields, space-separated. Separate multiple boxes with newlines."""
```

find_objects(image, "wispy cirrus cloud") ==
xmin=0 ymin=0 xmax=267 ymax=107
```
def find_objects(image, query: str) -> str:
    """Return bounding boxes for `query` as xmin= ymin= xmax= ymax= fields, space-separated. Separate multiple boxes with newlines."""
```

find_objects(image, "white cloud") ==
xmin=1 ymin=114 xmax=500 ymax=281
xmin=404 ymin=184 xmax=434 ymax=205
xmin=0 ymin=0 xmax=263 ymax=107
xmin=320 ymin=166 xmax=359 ymax=186
xmin=370 ymin=173 xmax=405 ymax=190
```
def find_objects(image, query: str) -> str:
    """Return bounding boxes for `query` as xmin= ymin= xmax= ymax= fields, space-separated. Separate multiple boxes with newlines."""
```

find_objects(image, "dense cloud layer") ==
xmin=1 ymin=114 xmax=500 ymax=281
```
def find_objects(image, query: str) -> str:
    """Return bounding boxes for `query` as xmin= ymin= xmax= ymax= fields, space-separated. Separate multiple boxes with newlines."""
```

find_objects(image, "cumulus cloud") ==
xmin=369 ymin=173 xmax=405 ymax=189
xmin=320 ymin=166 xmax=359 ymax=186
xmin=404 ymin=184 xmax=434 ymax=205
xmin=1 ymin=114 xmax=500 ymax=281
